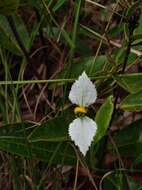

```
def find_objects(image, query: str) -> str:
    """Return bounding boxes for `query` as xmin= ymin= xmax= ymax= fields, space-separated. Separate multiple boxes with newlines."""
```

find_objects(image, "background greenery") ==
xmin=0 ymin=0 xmax=142 ymax=189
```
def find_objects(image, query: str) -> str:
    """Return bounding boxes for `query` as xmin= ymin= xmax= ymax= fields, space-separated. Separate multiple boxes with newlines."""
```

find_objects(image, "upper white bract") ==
xmin=69 ymin=71 xmax=97 ymax=107
xmin=68 ymin=71 xmax=97 ymax=156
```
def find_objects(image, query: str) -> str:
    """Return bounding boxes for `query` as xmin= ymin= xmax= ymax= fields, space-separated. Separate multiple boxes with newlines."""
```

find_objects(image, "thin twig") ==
xmin=73 ymin=159 xmax=79 ymax=190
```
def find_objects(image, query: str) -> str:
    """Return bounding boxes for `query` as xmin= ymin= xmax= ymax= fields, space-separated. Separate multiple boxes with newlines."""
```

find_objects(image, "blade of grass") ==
xmin=41 ymin=0 xmax=74 ymax=49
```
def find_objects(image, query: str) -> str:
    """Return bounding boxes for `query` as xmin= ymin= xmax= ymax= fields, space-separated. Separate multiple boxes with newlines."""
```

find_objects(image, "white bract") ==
xmin=69 ymin=71 xmax=97 ymax=107
xmin=68 ymin=71 xmax=97 ymax=156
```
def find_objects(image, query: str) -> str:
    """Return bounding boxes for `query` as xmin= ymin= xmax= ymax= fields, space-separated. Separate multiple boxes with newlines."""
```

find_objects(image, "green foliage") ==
xmin=0 ymin=16 xmax=21 ymax=54
xmin=0 ymin=0 xmax=142 ymax=188
xmin=109 ymin=119 xmax=142 ymax=157
xmin=103 ymin=173 xmax=142 ymax=190
xmin=0 ymin=122 xmax=76 ymax=165
xmin=0 ymin=0 xmax=19 ymax=15
xmin=103 ymin=173 xmax=128 ymax=190
xmin=28 ymin=115 xmax=72 ymax=142
xmin=120 ymin=90 xmax=142 ymax=111
xmin=57 ymin=55 xmax=108 ymax=78
xmin=94 ymin=96 xmax=114 ymax=143
xmin=114 ymin=73 xmax=142 ymax=93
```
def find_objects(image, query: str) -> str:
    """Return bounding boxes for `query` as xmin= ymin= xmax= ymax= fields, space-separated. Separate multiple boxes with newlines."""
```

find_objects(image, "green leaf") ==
xmin=109 ymin=119 xmax=142 ymax=157
xmin=57 ymin=55 xmax=108 ymax=78
xmin=103 ymin=173 xmax=128 ymax=190
xmin=128 ymin=179 xmax=142 ymax=190
xmin=53 ymin=0 xmax=66 ymax=12
xmin=28 ymin=115 xmax=73 ymax=142
xmin=0 ymin=138 xmax=76 ymax=165
xmin=134 ymin=153 xmax=142 ymax=164
xmin=0 ymin=122 xmax=76 ymax=165
xmin=131 ymin=33 xmax=142 ymax=46
xmin=134 ymin=8 xmax=142 ymax=35
xmin=0 ymin=15 xmax=21 ymax=54
xmin=94 ymin=96 xmax=114 ymax=143
xmin=12 ymin=14 xmax=30 ymax=50
xmin=120 ymin=89 xmax=142 ymax=111
xmin=114 ymin=73 xmax=142 ymax=93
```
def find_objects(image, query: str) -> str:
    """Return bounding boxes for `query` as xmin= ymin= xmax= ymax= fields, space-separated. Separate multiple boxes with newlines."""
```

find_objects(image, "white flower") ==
xmin=68 ymin=71 xmax=97 ymax=156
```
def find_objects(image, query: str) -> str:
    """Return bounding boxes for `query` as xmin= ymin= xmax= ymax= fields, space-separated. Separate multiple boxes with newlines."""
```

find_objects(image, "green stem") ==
xmin=0 ymin=74 xmax=111 ymax=85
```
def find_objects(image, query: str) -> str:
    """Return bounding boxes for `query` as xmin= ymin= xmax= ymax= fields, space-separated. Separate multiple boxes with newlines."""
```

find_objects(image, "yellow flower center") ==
xmin=74 ymin=106 xmax=87 ymax=114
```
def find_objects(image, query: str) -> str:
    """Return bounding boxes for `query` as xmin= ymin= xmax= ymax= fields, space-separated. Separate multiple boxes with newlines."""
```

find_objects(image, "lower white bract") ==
xmin=69 ymin=116 xmax=97 ymax=156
